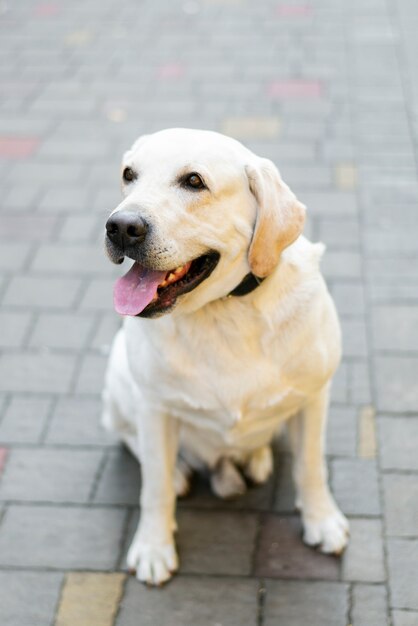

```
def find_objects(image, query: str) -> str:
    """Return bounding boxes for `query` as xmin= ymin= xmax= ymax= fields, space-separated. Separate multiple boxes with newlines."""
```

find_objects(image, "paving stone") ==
xmin=3 ymin=275 xmax=82 ymax=309
xmin=392 ymin=611 xmax=418 ymax=626
xmin=38 ymin=187 xmax=90 ymax=212
xmin=372 ymin=306 xmax=418 ymax=352
xmin=358 ymin=405 xmax=377 ymax=458
xmin=299 ymin=192 xmax=357 ymax=217
xmin=352 ymin=584 xmax=388 ymax=626
xmin=335 ymin=164 xmax=357 ymax=190
xmin=255 ymin=515 xmax=340 ymax=580
xmin=327 ymin=405 xmax=357 ymax=457
xmin=90 ymin=315 xmax=121 ymax=351
xmin=0 ymin=395 xmax=52 ymax=444
xmin=331 ymin=458 xmax=380 ymax=516
xmin=74 ymin=353 xmax=107 ymax=394
xmin=264 ymin=580 xmax=348 ymax=626
xmin=341 ymin=318 xmax=368 ymax=357
xmin=80 ymin=278 xmax=114 ymax=310
xmin=378 ymin=417 xmax=418 ymax=471
xmin=0 ymin=311 xmax=31 ymax=347
xmin=0 ymin=571 xmax=63 ymax=626
xmin=0 ymin=352 xmax=76 ymax=393
xmin=388 ymin=539 xmax=418 ymax=610
xmin=176 ymin=510 xmax=258 ymax=575
xmin=0 ymin=505 xmax=127 ymax=569
xmin=317 ymin=218 xmax=360 ymax=249
xmin=94 ymin=447 xmax=140 ymax=505
xmin=58 ymin=214 xmax=100 ymax=242
xmin=0 ymin=213 xmax=58 ymax=240
xmin=350 ymin=361 xmax=372 ymax=405
xmin=0 ymin=242 xmax=32 ymax=272
xmin=56 ymin=572 xmax=126 ymax=626
xmin=384 ymin=474 xmax=418 ymax=538
xmin=29 ymin=312 xmax=95 ymax=349
xmin=322 ymin=251 xmax=362 ymax=279
xmin=0 ymin=447 xmax=8 ymax=476
xmin=222 ymin=116 xmax=281 ymax=139
xmin=375 ymin=356 xmax=418 ymax=412
xmin=0 ymin=447 xmax=103 ymax=503
xmin=342 ymin=519 xmax=385 ymax=582
xmin=116 ymin=576 xmax=259 ymax=626
xmin=31 ymin=243 xmax=108 ymax=275
xmin=45 ymin=397 xmax=116 ymax=446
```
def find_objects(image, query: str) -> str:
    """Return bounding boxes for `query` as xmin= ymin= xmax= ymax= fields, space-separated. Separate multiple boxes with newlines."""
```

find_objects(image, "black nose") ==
xmin=106 ymin=210 xmax=148 ymax=250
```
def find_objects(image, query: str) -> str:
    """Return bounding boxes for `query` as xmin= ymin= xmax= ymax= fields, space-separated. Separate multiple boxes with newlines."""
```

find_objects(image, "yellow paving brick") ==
xmin=335 ymin=164 xmax=357 ymax=190
xmin=65 ymin=30 xmax=93 ymax=47
xmin=358 ymin=405 xmax=377 ymax=458
xmin=222 ymin=116 xmax=281 ymax=140
xmin=55 ymin=572 xmax=126 ymax=626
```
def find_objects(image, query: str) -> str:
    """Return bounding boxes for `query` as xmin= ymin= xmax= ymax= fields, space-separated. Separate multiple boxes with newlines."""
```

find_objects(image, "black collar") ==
xmin=227 ymin=272 xmax=265 ymax=297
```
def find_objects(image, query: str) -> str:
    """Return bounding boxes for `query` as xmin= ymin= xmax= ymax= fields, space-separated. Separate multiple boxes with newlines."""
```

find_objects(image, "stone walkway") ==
xmin=0 ymin=0 xmax=417 ymax=624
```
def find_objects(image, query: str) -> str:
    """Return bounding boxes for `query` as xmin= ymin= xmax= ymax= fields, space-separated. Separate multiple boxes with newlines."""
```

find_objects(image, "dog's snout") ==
xmin=106 ymin=210 xmax=148 ymax=249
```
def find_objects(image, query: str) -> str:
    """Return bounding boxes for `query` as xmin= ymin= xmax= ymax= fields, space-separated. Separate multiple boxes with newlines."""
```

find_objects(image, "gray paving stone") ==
xmin=297 ymin=192 xmax=357 ymax=217
xmin=94 ymin=447 xmax=140 ymax=505
xmin=375 ymin=356 xmax=418 ymax=412
xmin=350 ymin=361 xmax=372 ymax=404
xmin=0 ymin=505 xmax=127 ymax=569
xmin=318 ymin=218 xmax=360 ymax=249
xmin=0 ymin=353 xmax=76 ymax=393
xmin=341 ymin=318 xmax=368 ymax=358
xmin=116 ymin=576 xmax=259 ymax=626
xmin=0 ymin=242 xmax=32 ymax=272
xmin=80 ymin=278 xmax=114 ymax=310
xmin=392 ymin=611 xmax=418 ymax=626
xmin=352 ymin=584 xmax=388 ymax=626
xmin=74 ymin=353 xmax=107 ymax=394
xmin=0 ymin=448 xmax=103 ymax=503
xmin=322 ymin=251 xmax=362 ymax=279
xmin=45 ymin=397 xmax=116 ymax=446
xmin=378 ymin=417 xmax=418 ymax=471
xmin=372 ymin=306 xmax=418 ymax=352
xmin=38 ymin=187 xmax=90 ymax=212
xmin=331 ymin=282 xmax=366 ymax=316
xmin=31 ymin=244 xmax=109 ymax=275
xmin=384 ymin=474 xmax=418 ymax=538
xmin=3 ymin=276 xmax=82 ymax=309
xmin=342 ymin=519 xmax=385 ymax=582
xmin=0 ymin=571 xmax=63 ymax=626
xmin=90 ymin=315 xmax=121 ymax=351
xmin=0 ymin=396 xmax=52 ymax=444
xmin=331 ymin=459 xmax=380 ymax=516
xmin=388 ymin=539 xmax=418 ymax=610
xmin=29 ymin=312 xmax=95 ymax=349
xmin=327 ymin=406 xmax=357 ymax=457
xmin=264 ymin=580 xmax=348 ymax=626
xmin=0 ymin=311 xmax=31 ymax=347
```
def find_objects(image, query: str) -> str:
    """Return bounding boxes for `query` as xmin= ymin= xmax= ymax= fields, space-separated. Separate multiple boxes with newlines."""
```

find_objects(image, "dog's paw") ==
xmin=211 ymin=458 xmax=246 ymax=499
xmin=245 ymin=445 xmax=273 ymax=484
xmin=302 ymin=507 xmax=349 ymax=555
xmin=127 ymin=538 xmax=178 ymax=586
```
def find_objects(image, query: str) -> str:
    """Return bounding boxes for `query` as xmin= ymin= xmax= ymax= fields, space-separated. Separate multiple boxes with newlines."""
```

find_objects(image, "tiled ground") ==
xmin=0 ymin=0 xmax=417 ymax=624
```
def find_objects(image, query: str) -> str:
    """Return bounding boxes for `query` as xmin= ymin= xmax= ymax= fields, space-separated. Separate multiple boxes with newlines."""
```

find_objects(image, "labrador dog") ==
xmin=102 ymin=128 xmax=349 ymax=585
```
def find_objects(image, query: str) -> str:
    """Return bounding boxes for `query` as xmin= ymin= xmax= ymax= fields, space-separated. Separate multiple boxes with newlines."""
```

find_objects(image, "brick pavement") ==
xmin=0 ymin=0 xmax=417 ymax=624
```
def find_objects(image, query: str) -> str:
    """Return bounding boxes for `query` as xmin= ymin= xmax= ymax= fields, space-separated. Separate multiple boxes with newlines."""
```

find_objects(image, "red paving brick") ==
xmin=267 ymin=79 xmax=322 ymax=99
xmin=254 ymin=515 xmax=340 ymax=580
xmin=157 ymin=63 xmax=185 ymax=79
xmin=275 ymin=5 xmax=312 ymax=17
xmin=0 ymin=137 xmax=39 ymax=159
xmin=0 ymin=449 xmax=8 ymax=477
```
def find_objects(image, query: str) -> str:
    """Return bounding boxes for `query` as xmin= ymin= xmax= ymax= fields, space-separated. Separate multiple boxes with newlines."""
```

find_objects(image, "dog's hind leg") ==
xmin=244 ymin=445 xmax=273 ymax=485
xmin=210 ymin=457 xmax=247 ymax=499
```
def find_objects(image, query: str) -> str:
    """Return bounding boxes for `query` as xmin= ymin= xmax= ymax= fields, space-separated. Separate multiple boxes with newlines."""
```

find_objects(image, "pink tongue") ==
xmin=114 ymin=262 xmax=167 ymax=316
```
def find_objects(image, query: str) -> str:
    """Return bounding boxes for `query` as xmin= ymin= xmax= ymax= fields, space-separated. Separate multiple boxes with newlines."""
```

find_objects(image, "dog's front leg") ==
xmin=127 ymin=410 xmax=179 ymax=586
xmin=288 ymin=385 xmax=349 ymax=554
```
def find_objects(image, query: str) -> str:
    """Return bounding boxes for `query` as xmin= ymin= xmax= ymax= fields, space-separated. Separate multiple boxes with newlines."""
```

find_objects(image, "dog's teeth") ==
xmin=160 ymin=280 xmax=168 ymax=287
xmin=175 ymin=266 xmax=183 ymax=274
xmin=168 ymin=273 xmax=176 ymax=281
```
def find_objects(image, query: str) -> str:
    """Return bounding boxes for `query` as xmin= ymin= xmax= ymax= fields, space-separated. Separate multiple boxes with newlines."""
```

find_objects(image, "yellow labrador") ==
xmin=102 ymin=128 xmax=349 ymax=585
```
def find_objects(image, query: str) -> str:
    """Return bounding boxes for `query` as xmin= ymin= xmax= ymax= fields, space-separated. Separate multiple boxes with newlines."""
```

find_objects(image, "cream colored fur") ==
xmin=102 ymin=128 xmax=349 ymax=585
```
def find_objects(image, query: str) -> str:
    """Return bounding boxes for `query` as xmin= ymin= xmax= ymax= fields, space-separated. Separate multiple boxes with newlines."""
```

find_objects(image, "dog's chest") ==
xmin=128 ymin=317 xmax=306 ymax=441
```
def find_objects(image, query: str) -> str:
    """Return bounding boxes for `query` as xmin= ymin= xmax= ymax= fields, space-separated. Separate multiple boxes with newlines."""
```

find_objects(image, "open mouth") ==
xmin=113 ymin=252 xmax=220 ymax=318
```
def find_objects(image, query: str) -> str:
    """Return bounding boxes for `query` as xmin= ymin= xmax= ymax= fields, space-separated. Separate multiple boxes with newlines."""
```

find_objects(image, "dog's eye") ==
xmin=184 ymin=173 xmax=206 ymax=190
xmin=122 ymin=167 xmax=137 ymax=183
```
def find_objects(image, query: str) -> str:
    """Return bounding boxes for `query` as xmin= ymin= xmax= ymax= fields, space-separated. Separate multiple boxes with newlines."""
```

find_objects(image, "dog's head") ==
xmin=106 ymin=128 xmax=305 ymax=318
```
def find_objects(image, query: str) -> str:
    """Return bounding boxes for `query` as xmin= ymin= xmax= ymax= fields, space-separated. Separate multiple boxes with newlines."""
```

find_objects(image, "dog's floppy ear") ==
xmin=246 ymin=158 xmax=306 ymax=278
